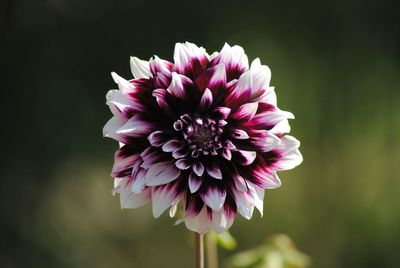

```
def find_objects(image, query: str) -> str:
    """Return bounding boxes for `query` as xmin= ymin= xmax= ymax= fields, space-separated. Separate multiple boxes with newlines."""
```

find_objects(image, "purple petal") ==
xmin=151 ymin=183 xmax=181 ymax=218
xmin=273 ymin=136 xmax=303 ymax=171
xmin=140 ymin=147 xmax=166 ymax=169
xmin=145 ymin=161 xmax=181 ymax=186
xmin=210 ymin=206 xmax=235 ymax=233
xmin=206 ymin=160 xmax=222 ymax=180
xmin=211 ymin=43 xmax=249 ymax=81
xmin=149 ymin=55 xmax=173 ymax=77
xmin=221 ymin=148 xmax=232 ymax=160
xmin=232 ymin=102 xmax=258 ymax=121
xmin=198 ymin=88 xmax=213 ymax=110
xmin=152 ymin=88 xmax=172 ymax=113
xmin=189 ymin=172 xmax=202 ymax=193
xmin=193 ymin=162 xmax=205 ymax=176
xmin=175 ymin=158 xmax=192 ymax=170
xmin=162 ymin=139 xmax=183 ymax=153
xmin=199 ymin=185 xmax=226 ymax=211
xmin=148 ymin=131 xmax=169 ymax=147
xmin=181 ymin=206 xmax=211 ymax=234
xmin=233 ymin=150 xmax=257 ymax=166
xmin=117 ymin=114 xmax=155 ymax=136
xmin=111 ymin=151 xmax=140 ymax=178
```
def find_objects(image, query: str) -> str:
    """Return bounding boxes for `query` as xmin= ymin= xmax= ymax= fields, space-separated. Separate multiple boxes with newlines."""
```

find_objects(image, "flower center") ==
xmin=173 ymin=113 xmax=225 ymax=158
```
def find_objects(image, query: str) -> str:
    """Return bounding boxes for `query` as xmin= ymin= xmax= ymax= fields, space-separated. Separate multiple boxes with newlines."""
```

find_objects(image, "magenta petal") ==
xmin=111 ymin=151 xmax=140 ymax=178
xmin=231 ymin=128 xmax=250 ymax=140
xmin=140 ymin=147 xmax=165 ymax=169
xmin=212 ymin=107 xmax=231 ymax=120
xmin=189 ymin=172 xmax=203 ymax=193
xmin=232 ymin=102 xmax=258 ymax=121
xmin=233 ymin=150 xmax=257 ymax=166
xmin=198 ymin=88 xmax=213 ymax=110
xmin=195 ymin=63 xmax=226 ymax=93
xmin=221 ymin=148 xmax=232 ymax=160
xmin=167 ymin=72 xmax=194 ymax=98
xmin=152 ymin=88 xmax=172 ymax=113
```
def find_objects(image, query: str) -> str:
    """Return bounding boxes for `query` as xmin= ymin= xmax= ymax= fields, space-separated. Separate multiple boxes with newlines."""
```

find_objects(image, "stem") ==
xmin=206 ymin=231 xmax=219 ymax=268
xmin=194 ymin=232 xmax=204 ymax=268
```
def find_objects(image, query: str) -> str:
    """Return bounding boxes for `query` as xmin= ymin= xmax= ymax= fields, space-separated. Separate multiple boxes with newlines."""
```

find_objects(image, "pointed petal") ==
xmin=212 ymin=107 xmax=231 ymax=120
xmin=116 ymin=114 xmax=155 ymax=137
xmin=173 ymin=42 xmax=209 ymax=77
xmin=232 ymin=102 xmax=258 ymax=121
xmin=231 ymin=128 xmax=250 ymax=140
xmin=206 ymin=160 xmax=222 ymax=179
xmin=247 ymin=182 xmax=265 ymax=216
xmin=130 ymin=56 xmax=151 ymax=79
xmin=250 ymin=130 xmax=280 ymax=152
xmin=198 ymin=88 xmax=213 ymax=110
xmin=200 ymin=185 xmax=226 ymax=211
xmin=189 ymin=172 xmax=203 ymax=193
xmin=175 ymin=158 xmax=192 ymax=170
xmin=233 ymin=188 xmax=255 ymax=220
xmin=145 ymin=161 xmax=181 ymax=186
xmin=233 ymin=150 xmax=257 ymax=166
xmin=162 ymin=139 xmax=183 ymax=152
xmin=212 ymin=43 xmax=249 ymax=81
xmin=167 ymin=72 xmax=193 ymax=98
xmin=275 ymin=136 xmax=303 ymax=170
xmin=148 ymin=131 xmax=169 ymax=147
xmin=152 ymin=183 xmax=181 ymax=218
xmin=195 ymin=63 xmax=226 ymax=92
xmin=103 ymin=115 xmax=127 ymax=140
xmin=182 ymin=206 xmax=211 ymax=234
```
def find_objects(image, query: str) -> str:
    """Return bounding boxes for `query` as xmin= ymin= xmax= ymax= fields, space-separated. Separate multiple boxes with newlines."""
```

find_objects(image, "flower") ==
xmin=103 ymin=42 xmax=302 ymax=234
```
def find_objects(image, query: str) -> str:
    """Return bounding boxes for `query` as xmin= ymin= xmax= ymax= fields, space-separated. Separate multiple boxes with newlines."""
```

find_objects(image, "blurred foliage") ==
xmin=217 ymin=232 xmax=238 ymax=251
xmin=1 ymin=0 xmax=400 ymax=267
xmin=226 ymin=234 xmax=310 ymax=268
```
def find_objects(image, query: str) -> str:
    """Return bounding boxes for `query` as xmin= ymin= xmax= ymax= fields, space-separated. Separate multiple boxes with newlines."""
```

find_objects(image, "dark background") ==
xmin=1 ymin=0 xmax=400 ymax=267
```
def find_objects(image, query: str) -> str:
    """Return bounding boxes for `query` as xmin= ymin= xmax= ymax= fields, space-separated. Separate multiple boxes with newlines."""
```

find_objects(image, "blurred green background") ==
xmin=1 ymin=0 xmax=400 ymax=267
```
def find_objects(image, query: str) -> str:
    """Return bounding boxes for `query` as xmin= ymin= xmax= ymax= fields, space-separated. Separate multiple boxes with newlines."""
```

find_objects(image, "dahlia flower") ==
xmin=103 ymin=42 xmax=302 ymax=234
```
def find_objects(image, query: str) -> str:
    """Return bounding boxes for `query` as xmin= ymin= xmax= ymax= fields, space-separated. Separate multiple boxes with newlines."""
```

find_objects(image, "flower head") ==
xmin=103 ymin=42 xmax=302 ymax=234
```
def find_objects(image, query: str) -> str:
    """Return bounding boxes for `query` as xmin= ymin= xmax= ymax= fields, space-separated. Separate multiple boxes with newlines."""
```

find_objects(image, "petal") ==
xmin=145 ymin=161 xmax=181 ymax=186
xmin=149 ymin=55 xmax=173 ymax=77
xmin=250 ymin=130 xmax=280 ymax=152
xmin=231 ymin=128 xmax=250 ymax=139
xmin=111 ymin=150 xmax=140 ymax=178
xmin=162 ymin=139 xmax=184 ymax=153
xmin=131 ymin=168 xmax=147 ymax=193
xmin=181 ymin=206 xmax=211 ymax=234
xmin=210 ymin=209 xmax=235 ymax=233
xmin=274 ymin=136 xmax=303 ymax=170
xmin=152 ymin=183 xmax=181 ymax=218
xmin=206 ymin=160 xmax=222 ymax=179
xmin=189 ymin=172 xmax=203 ymax=193
xmin=173 ymin=42 xmax=209 ymax=77
xmin=247 ymin=182 xmax=265 ymax=216
xmin=115 ymin=178 xmax=151 ymax=209
xmin=140 ymin=147 xmax=166 ymax=169
xmin=175 ymin=158 xmax=192 ymax=170
xmin=212 ymin=107 xmax=231 ymax=120
xmin=106 ymin=89 xmax=137 ymax=116
xmin=198 ymin=88 xmax=213 ymax=110
xmin=212 ymin=43 xmax=249 ymax=81
xmin=195 ymin=63 xmax=226 ymax=93
xmin=233 ymin=188 xmax=255 ymax=220
xmin=233 ymin=150 xmax=257 ymax=166
xmin=232 ymin=102 xmax=258 ymax=122
xmin=148 ymin=131 xmax=169 ymax=147
xmin=193 ymin=162 xmax=205 ymax=176
xmin=130 ymin=56 xmax=151 ymax=79
xmin=117 ymin=114 xmax=155 ymax=136
xmin=199 ymin=185 xmax=226 ymax=211
xmin=167 ymin=72 xmax=193 ymax=98
xmin=111 ymin=72 xmax=135 ymax=94
xmin=152 ymin=88 xmax=172 ymax=113
xmin=103 ymin=115 xmax=127 ymax=141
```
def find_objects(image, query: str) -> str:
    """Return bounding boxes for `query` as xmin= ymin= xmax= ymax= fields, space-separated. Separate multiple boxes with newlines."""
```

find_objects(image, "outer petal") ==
xmin=199 ymin=184 xmax=226 ymax=211
xmin=274 ymin=136 xmax=303 ymax=170
xmin=173 ymin=42 xmax=209 ymax=77
xmin=117 ymin=114 xmax=155 ymax=137
xmin=130 ymin=56 xmax=151 ymax=79
xmin=189 ymin=172 xmax=203 ymax=193
xmin=212 ymin=43 xmax=249 ymax=81
xmin=195 ymin=63 xmax=226 ymax=93
xmin=114 ymin=178 xmax=151 ymax=209
xmin=103 ymin=115 xmax=127 ymax=141
xmin=211 ymin=207 xmax=235 ymax=233
xmin=152 ymin=183 xmax=181 ymax=218
xmin=145 ymin=161 xmax=181 ymax=186
xmin=181 ymin=206 xmax=211 ymax=234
